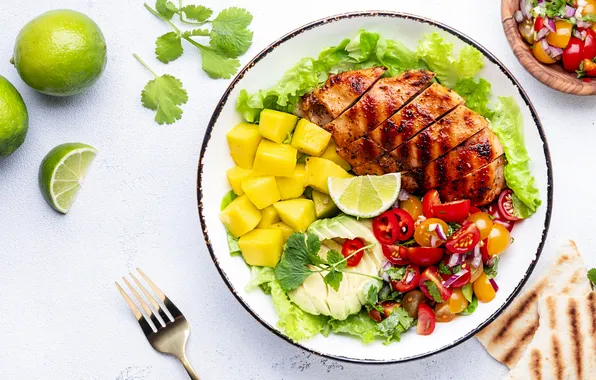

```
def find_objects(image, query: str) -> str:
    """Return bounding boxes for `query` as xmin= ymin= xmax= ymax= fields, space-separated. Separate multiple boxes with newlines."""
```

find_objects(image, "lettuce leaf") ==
xmin=245 ymin=266 xmax=276 ymax=293
xmin=220 ymin=191 xmax=241 ymax=256
xmin=329 ymin=308 xmax=413 ymax=345
xmin=489 ymin=97 xmax=541 ymax=216
xmin=453 ymin=78 xmax=493 ymax=119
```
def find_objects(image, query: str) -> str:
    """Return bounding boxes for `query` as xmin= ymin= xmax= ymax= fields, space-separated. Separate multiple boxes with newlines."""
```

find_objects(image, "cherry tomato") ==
xmin=546 ymin=20 xmax=572 ymax=48
xmin=448 ymin=288 xmax=469 ymax=314
xmin=498 ymin=189 xmax=520 ymax=221
xmin=467 ymin=211 xmax=494 ymax=239
xmin=391 ymin=264 xmax=420 ymax=293
xmin=440 ymin=260 xmax=472 ymax=288
xmin=342 ymin=238 xmax=364 ymax=267
xmin=486 ymin=203 xmax=515 ymax=232
xmin=402 ymin=246 xmax=445 ymax=266
xmin=414 ymin=218 xmax=449 ymax=247
xmin=422 ymin=190 xmax=441 ymax=218
xmin=381 ymin=301 xmax=400 ymax=319
xmin=534 ymin=16 xmax=545 ymax=32
xmin=368 ymin=309 xmax=382 ymax=323
xmin=392 ymin=209 xmax=415 ymax=241
xmin=563 ymin=37 xmax=585 ymax=72
xmin=433 ymin=199 xmax=470 ymax=223
xmin=532 ymin=41 xmax=557 ymax=64
xmin=581 ymin=58 xmax=596 ymax=77
xmin=435 ymin=302 xmax=456 ymax=322
xmin=382 ymin=244 xmax=410 ymax=265
xmin=402 ymin=290 xmax=425 ymax=318
xmin=583 ymin=28 xmax=596 ymax=61
xmin=445 ymin=223 xmax=481 ymax=254
xmin=486 ymin=224 xmax=511 ymax=257
xmin=417 ymin=303 xmax=436 ymax=335
xmin=419 ymin=266 xmax=452 ymax=302
xmin=474 ymin=272 xmax=496 ymax=303
xmin=585 ymin=0 xmax=596 ymax=16
xmin=480 ymin=238 xmax=490 ymax=263
xmin=372 ymin=211 xmax=399 ymax=244
xmin=469 ymin=259 xmax=484 ymax=283
xmin=469 ymin=206 xmax=482 ymax=215
xmin=400 ymin=196 xmax=423 ymax=221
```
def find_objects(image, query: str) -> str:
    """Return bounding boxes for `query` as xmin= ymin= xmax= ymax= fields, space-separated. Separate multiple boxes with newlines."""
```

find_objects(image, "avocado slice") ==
xmin=312 ymin=189 xmax=340 ymax=219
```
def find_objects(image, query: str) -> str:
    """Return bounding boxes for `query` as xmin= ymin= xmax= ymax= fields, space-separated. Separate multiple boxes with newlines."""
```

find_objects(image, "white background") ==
xmin=0 ymin=0 xmax=594 ymax=379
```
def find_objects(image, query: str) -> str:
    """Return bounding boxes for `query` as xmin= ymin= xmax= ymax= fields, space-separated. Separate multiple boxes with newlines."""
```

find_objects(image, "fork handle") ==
xmin=179 ymin=356 xmax=200 ymax=380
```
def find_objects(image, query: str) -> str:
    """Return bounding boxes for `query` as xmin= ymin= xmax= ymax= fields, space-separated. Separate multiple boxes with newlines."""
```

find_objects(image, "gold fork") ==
xmin=116 ymin=269 xmax=200 ymax=380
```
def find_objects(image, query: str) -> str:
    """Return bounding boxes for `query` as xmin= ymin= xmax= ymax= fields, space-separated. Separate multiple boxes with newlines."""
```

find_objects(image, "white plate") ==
xmin=198 ymin=11 xmax=553 ymax=363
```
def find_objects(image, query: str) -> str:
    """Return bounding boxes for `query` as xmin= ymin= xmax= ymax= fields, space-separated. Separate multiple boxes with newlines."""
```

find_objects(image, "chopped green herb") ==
xmin=587 ymin=268 xmax=596 ymax=287
xmin=385 ymin=267 xmax=406 ymax=281
xmin=438 ymin=261 xmax=452 ymax=275
xmin=484 ymin=256 xmax=499 ymax=279
xmin=425 ymin=280 xmax=444 ymax=303
xmin=398 ymin=238 xmax=417 ymax=247
xmin=447 ymin=222 xmax=461 ymax=238
xmin=452 ymin=264 xmax=462 ymax=274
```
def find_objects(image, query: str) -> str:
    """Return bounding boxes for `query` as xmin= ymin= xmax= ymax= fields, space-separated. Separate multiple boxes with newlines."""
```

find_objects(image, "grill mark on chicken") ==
xmin=352 ymin=161 xmax=385 ymax=175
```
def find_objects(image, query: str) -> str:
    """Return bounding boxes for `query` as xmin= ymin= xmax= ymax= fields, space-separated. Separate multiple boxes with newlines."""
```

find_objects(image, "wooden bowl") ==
xmin=502 ymin=0 xmax=596 ymax=95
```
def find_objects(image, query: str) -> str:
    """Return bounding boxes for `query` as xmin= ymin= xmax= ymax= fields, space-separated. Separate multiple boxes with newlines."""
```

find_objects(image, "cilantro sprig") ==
xmin=588 ymin=268 xmax=596 ymax=287
xmin=274 ymin=232 xmax=381 ymax=292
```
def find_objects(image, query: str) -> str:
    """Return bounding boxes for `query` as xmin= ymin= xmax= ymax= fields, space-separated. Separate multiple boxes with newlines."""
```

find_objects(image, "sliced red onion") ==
xmin=574 ymin=29 xmax=584 ymax=39
xmin=537 ymin=0 xmax=545 ymax=3
xmin=442 ymin=269 xmax=469 ymax=288
xmin=582 ymin=30 xmax=588 ymax=39
xmin=448 ymin=253 xmax=465 ymax=267
xmin=565 ymin=5 xmax=576 ymax=17
xmin=547 ymin=46 xmax=564 ymax=58
xmin=471 ymin=245 xmax=482 ymax=268
xmin=404 ymin=270 xmax=415 ymax=285
xmin=521 ymin=0 xmax=530 ymax=19
xmin=430 ymin=234 xmax=440 ymax=248
xmin=435 ymin=224 xmax=447 ymax=241
xmin=381 ymin=261 xmax=392 ymax=282
xmin=486 ymin=256 xmax=496 ymax=268
xmin=545 ymin=18 xmax=556 ymax=33
xmin=540 ymin=38 xmax=550 ymax=52
xmin=514 ymin=10 xmax=525 ymax=23
xmin=577 ymin=19 xmax=592 ymax=29
xmin=536 ymin=26 xmax=550 ymax=40
xmin=489 ymin=278 xmax=499 ymax=292
xmin=398 ymin=189 xmax=410 ymax=201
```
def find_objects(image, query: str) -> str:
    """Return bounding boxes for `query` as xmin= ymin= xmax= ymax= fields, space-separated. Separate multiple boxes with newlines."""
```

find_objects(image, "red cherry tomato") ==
xmin=581 ymin=58 xmax=596 ymax=76
xmin=382 ymin=244 xmax=411 ymax=265
xmin=372 ymin=211 xmax=399 ymax=244
xmin=433 ymin=199 xmax=471 ymax=222
xmin=418 ymin=266 xmax=452 ymax=302
xmin=583 ymin=28 xmax=596 ymax=60
xmin=417 ymin=303 xmax=436 ymax=335
xmin=445 ymin=222 xmax=481 ymax=254
xmin=341 ymin=238 xmax=364 ymax=267
xmin=391 ymin=208 xmax=415 ymax=241
xmin=380 ymin=301 xmax=400 ymax=319
xmin=368 ymin=309 xmax=382 ymax=322
xmin=480 ymin=238 xmax=490 ymax=263
xmin=401 ymin=246 xmax=445 ymax=266
xmin=563 ymin=37 xmax=585 ymax=72
xmin=440 ymin=259 xmax=472 ymax=288
xmin=391 ymin=264 xmax=420 ymax=293
xmin=534 ymin=16 xmax=544 ymax=32
xmin=486 ymin=203 xmax=515 ymax=232
xmin=422 ymin=190 xmax=441 ymax=218
xmin=498 ymin=189 xmax=520 ymax=221
xmin=469 ymin=206 xmax=482 ymax=215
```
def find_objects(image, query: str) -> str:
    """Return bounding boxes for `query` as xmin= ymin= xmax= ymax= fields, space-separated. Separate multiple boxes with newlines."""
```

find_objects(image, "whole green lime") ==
xmin=0 ymin=75 xmax=28 ymax=158
xmin=12 ymin=9 xmax=107 ymax=96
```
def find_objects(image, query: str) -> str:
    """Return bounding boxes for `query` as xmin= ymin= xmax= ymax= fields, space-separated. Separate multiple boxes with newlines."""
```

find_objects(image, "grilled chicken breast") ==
xmin=437 ymin=155 xmax=506 ymax=206
xmin=296 ymin=67 xmax=387 ymax=126
xmin=352 ymin=161 xmax=386 ymax=176
xmin=328 ymin=70 xmax=435 ymax=145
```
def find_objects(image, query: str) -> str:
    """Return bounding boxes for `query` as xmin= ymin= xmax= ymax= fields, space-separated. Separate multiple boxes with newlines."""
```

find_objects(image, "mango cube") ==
xmin=253 ymin=140 xmax=297 ymax=177
xmin=241 ymin=176 xmax=281 ymax=209
xmin=226 ymin=122 xmax=262 ymax=169
xmin=219 ymin=195 xmax=261 ymax=238
xmin=305 ymin=157 xmax=352 ymax=194
xmin=226 ymin=166 xmax=253 ymax=195
xmin=238 ymin=229 xmax=284 ymax=267
xmin=273 ymin=199 xmax=316 ymax=232
xmin=258 ymin=109 xmax=298 ymax=143
xmin=291 ymin=119 xmax=332 ymax=156
xmin=276 ymin=163 xmax=307 ymax=200
xmin=312 ymin=189 xmax=340 ymax=219
xmin=256 ymin=205 xmax=281 ymax=228
xmin=269 ymin=222 xmax=294 ymax=240
xmin=321 ymin=140 xmax=351 ymax=171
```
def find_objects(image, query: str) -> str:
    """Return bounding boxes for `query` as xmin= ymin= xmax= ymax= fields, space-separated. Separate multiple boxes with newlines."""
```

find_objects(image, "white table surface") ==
xmin=1 ymin=0 xmax=595 ymax=378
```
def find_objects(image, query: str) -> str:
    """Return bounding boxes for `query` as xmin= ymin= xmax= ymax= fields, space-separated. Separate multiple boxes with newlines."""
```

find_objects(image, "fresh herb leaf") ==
xmin=365 ymin=283 xmax=380 ymax=306
xmin=452 ymin=264 xmax=462 ymax=274
xmin=385 ymin=267 xmax=406 ymax=281
xmin=183 ymin=28 xmax=210 ymax=37
xmin=398 ymin=238 xmax=417 ymax=247
xmin=210 ymin=7 xmax=253 ymax=58
xmin=587 ymin=268 xmax=596 ymax=286
xmin=135 ymin=54 xmax=188 ymax=125
xmin=155 ymin=32 xmax=183 ymax=63
xmin=484 ymin=256 xmax=499 ymax=279
xmin=545 ymin=0 xmax=567 ymax=18
xmin=462 ymin=283 xmax=473 ymax=303
xmin=156 ymin=0 xmax=178 ymax=19
xmin=460 ymin=295 xmax=478 ymax=315
xmin=181 ymin=5 xmax=212 ymax=22
xmin=438 ymin=261 xmax=452 ymax=275
xmin=425 ymin=280 xmax=444 ymax=303
xmin=324 ymin=269 xmax=343 ymax=291
xmin=274 ymin=233 xmax=318 ymax=291
xmin=446 ymin=222 xmax=461 ymax=238
xmin=326 ymin=249 xmax=346 ymax=270
xmin=377 ymin=307 xmax=414 ymax=344
xmin=197 ymin=45 xmax=241 ymax=79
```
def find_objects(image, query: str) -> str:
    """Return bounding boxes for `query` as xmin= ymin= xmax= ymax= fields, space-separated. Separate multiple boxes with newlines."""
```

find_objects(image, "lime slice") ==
xmin=39 ymin=143 xmax=98 ymax=214
xmin=328 ymin=173 xmax=401 ymax=218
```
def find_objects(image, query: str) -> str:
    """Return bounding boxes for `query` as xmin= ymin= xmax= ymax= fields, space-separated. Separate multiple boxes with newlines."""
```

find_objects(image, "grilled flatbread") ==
xmin=507 ymin=293 xmax=596 ymax=380
xmin=476 ymin=241 xmax=592 ymax=368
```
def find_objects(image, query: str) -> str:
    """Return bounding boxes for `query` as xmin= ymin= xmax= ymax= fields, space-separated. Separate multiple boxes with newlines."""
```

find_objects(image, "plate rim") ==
xmin=197 ymin=10 xmax=554 ymax=364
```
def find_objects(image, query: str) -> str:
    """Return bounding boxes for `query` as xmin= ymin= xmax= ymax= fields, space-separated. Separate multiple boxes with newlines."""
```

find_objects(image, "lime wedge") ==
xmin=328 ymin=173 xmax=401 ymax=218
xmin=39 ymin=143 xmax=98 ymax=214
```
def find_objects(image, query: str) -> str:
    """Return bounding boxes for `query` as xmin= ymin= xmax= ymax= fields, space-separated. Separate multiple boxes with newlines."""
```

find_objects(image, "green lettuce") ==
xmin=453 ymin=78 xmax=493 ymax=118
xmin=489 ymin=97 xmax=541 ymax=217
xmin=245 ymin=266 xmax=276 ymax=293
xmin=220 ymin=191 xmax=241 ymax=256
xmin=329 ymin=308 xmax=413 ymax=345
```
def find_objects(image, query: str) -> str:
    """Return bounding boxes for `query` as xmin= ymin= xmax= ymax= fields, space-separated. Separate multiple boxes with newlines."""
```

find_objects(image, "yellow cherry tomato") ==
xmin=486 ymin=223 xmax=511 ymax=257
xmin=474 ymin=272 xmax=496 ymax=303
xmin=435 ymin=302 xmax=456 ymax=322
xmin=546 ymin=21 xmax=572 ymax=48
xmin=532 ymin=42 xmax=557 ymax=64
xmin=400 ymin=196 xmax=423 ymax=221
xmin=448 ymin=288 xmax=469 ymax=314
xmin=585 ymin=0 xmax=596 ymax=16
xmin=414 ymin=218 xmax=449 ymax=247
xmin=466 ymin=212 xmax=493 ymax=240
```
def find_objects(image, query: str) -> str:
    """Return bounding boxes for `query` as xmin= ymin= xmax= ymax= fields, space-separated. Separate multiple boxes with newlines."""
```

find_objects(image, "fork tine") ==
xmin=115 ymin=282 xmax=155 ymax=336
xmin=137 ymin=268 xmax=183 ymax=319
xmin=123 ymin=277 xmax=163 ymax=329
xmin=130 ymin=272 xmax=172 ymax=323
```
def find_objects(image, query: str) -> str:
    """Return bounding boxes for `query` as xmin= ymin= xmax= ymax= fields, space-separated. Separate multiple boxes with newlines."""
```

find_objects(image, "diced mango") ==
xmin=238 ymin=229 xmax=284 ymax=267
xmin=276 ymin=163 xmax=307 ymax=200
xmin=241 ymin=176 xmax=281 ymax=209
xmin=321 ymin=140 xmax=351 ymax=171
xmin=291 ymin=119 xmax=332 ymax=156
xmin=305 ymin=157 xmax=352 ymax=194
xmin=253 ymin=140 xmax=297 ymax=177
xmin=312 ymin=189 xmax=340 ymax=219
xmin=226 ymin=122 xmax=262 ymax=169
xmin=269 ymin=222 xmax=294 ymax=240
xmin=258 ymin=109 xmax=298 ymax=143
xmin=219 ymin=195 xmax=261 ymax=238
xmin=226 ymin=166 xmax=253 ymax=195
xmin=256 ymin=205 xmax=281 ymax=228
xmin=273 ymin=199 xmax=316 ymax=232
